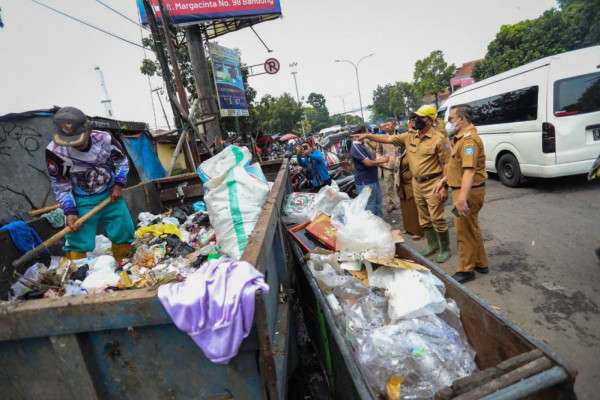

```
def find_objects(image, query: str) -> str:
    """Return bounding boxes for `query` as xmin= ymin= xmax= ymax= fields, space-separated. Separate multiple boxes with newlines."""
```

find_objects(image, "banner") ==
xmin=209 ymin=43 xmax=249 ymax=117
xmin=137 ymin=0 xmax=282 ymax=26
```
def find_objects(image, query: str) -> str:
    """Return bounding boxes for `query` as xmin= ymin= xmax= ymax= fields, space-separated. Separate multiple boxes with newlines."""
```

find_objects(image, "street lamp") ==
xmin=334 ymin=53 xmax=374 ymax=123
xmin=289 ymin=62 xmax=307 ymax=135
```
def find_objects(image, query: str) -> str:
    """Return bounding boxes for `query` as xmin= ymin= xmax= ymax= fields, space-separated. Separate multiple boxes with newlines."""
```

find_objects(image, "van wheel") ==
xmin=497 ymin=153 xmax=522 ymax=187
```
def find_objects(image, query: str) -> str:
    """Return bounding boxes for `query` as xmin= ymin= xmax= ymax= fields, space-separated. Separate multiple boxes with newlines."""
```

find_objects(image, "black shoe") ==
xmin=452 ymin=271 xmax=475 ymax=284
xmin=474 ymin=266 xmax=490 ymax=274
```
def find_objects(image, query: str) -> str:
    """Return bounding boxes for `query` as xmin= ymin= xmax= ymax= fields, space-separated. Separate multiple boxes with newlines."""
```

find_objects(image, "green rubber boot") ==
xmin=420 ymin=227 xmax=439 ymax=257
xmin=436 ymin=230 xmax=451 ymax=263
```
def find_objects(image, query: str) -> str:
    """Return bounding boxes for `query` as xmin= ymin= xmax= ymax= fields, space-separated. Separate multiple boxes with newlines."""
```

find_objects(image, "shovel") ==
xmin=12 ymin=197 xmax=113 ymax=269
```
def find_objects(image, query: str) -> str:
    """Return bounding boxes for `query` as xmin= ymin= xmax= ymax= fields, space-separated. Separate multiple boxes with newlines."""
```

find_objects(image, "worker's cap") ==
xmin=414 ymin=104 xmax=438 ymax=120
xmin=52 ymin=107 xmax=90 ymax=147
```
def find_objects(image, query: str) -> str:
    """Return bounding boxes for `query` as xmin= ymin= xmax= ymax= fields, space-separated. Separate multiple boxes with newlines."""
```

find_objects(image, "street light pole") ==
xmin=290 ymin=62 xmax=307 ymax=136
xmin=335 ymin=53 xmax=374 ymax=123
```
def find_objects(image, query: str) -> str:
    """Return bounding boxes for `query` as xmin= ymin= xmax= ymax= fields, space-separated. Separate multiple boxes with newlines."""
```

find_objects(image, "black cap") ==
xmin=53 ymin=107 xmax=90 ymax=146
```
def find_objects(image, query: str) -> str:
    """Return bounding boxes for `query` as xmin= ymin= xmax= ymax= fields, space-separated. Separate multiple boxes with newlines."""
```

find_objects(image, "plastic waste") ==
xmin=356 ymin=314 xmax=477 ymax=399
xmin=161 ymin=216 xmax=181 ymax=227
xmin=311 ymin=181 xmax=350 ymax=219
xmin=132 ymin=245 xmax=156 ymax=268
xmin=90 ymin=234 xmax=112 ymax=256
xmin=334 ymin=187 xmax=396 ymax=259
xmin=81 ymin=255 xmax=120 ymax=293
xmin=135 ymin=224 xmax=183 ymax=240
xmin=137 ymin=212 xmax=160 ymax=227
xmin=282 ymin=192 xmax=316 ymax=224
xmin=385 ymin=269 xmax=446 ymax=321
xmin=192 ymin=201 xmax=207 ymax=213
xmin=63 ymin=281 xmax=87 ymax=297
xmin=10 ymin=263 xmax=47 ymax=299
xmin=70 ymin=264 xmax=89 ymax=281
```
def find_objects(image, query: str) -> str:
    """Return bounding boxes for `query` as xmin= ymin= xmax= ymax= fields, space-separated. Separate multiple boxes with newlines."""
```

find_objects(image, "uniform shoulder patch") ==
xmin=464 ymin=145 xmax=474 ymax=156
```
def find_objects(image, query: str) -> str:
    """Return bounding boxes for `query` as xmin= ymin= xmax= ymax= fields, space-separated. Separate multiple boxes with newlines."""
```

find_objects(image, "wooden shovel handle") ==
xmin=12 ymin=197 xmax=113 ymax=269
xmin=29 ymin=204 xmax=60 ymax=217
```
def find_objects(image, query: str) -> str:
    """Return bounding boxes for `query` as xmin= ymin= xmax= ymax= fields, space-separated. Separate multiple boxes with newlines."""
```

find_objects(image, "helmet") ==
xmin=414 ymin=104 xmax=437 ymax=120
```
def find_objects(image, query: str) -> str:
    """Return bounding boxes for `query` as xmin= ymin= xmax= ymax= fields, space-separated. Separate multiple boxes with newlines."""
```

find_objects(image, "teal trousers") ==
xmin=64 ymin=190 xmax=135 ymax=253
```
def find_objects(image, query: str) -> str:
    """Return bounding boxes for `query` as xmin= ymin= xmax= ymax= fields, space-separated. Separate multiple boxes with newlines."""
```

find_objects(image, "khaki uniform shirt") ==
xmin=446 ymin=124 xmax=487 ymax=187
xmin=377 ymin=141 xmax=399 ymax=171
xmin=390 ymin=128 xmax=450 ymax=179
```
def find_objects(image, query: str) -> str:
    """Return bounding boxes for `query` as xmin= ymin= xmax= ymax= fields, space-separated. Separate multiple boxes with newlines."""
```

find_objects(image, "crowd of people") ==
xmin=351 ymin=104 xmax=489 ymax=284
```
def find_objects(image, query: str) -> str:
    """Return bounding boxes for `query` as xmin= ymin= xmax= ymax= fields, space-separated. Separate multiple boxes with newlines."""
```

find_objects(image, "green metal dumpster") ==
xmin=0 ymin=160 xmax=294 ymax=400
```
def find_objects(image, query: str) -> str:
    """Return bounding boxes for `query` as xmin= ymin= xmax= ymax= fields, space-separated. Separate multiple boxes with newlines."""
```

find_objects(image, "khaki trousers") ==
xmin=398 ymin=183 xmax=422 ymax=236
xmin=413 ymin=177 xmax=448 ymax=232
xmin=452 ymin=186 xmax=489 ymax=272
xmin=381 ymin=168 xmax=400 ymax=210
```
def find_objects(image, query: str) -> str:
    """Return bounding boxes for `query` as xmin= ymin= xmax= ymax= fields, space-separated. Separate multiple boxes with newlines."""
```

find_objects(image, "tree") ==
xmin=372 ymin=81 xmax=418 ymax=120
xmin=253 ymin=93 xmax=303 ymax=134
xmin=307 ymin=93 xmax=328 ymax=113
xmin=329 ymin=113 xmax=363 ymax=126
xmin=472 ymin=0 xmax=600 ymax=81
xmin=413 ymin=50 xmax=456 ymax=108
xmin=304 ymin=92 xmax=331 ymax=133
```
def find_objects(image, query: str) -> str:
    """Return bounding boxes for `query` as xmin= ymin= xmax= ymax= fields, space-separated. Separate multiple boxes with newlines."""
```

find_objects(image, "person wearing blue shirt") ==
xmin=297 ymin=143 xmax=331 ymax=191
xmin=350 ymin=128 xmax=389 ymax=217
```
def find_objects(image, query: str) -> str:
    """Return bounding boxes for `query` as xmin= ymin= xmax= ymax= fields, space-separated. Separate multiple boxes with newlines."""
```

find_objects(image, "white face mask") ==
xmin=446 ymin=121 xmax=458 ymax=136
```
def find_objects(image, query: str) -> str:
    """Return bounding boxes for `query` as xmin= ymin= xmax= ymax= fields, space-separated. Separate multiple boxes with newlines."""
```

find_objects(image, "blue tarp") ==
xmin=121 ymin=133 xmax=166 ymax=181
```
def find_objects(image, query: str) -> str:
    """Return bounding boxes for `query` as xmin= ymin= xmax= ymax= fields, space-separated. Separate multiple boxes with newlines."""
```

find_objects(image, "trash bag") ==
xmin=282 ymin=192 xmax=316 ymax=224
xmin=356 ymin=314 xmax=477 ymax=399
xmin=334 ymin=187 xmax=396 ymax=259
xmin=135 ymin=224 xmax=183 ymax=240
xmin=81 ymin=255 xmax=120 ymax=293
xmin=204 ymin=163 xmax=269 ymax=259
xmin=90 ymin=235 xmax=112 ymax=257
xmin=311 ymin=182 xmax=350 ymax=220
xmin=386 ymin=270 xmax=447 ymax=321
xmin=196 ymin=145 xmax=252 ymax=183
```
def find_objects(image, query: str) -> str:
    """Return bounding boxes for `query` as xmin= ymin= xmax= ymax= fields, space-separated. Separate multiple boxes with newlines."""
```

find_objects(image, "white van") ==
xmin=442 ymin=46 xmax=600 ymax=186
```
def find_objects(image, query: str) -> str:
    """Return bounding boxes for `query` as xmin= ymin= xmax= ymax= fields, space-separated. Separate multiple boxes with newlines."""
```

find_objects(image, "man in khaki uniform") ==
xmin=354 ymin=105 xmax=451 ymax=263
xmin=378 ymin=118 xmax=401 ymax=213
xmin=436 ymin=105 xmax=488 ymax=283
xmin=395 ymin=117 xmax=423 ymax=239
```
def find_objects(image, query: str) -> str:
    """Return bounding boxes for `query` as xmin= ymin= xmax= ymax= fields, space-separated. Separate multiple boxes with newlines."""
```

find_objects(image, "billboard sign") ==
xmin=137 ymin=0 xmax=282 ymax=26
xmin=209 ymin=43 xmax=249 ymax=117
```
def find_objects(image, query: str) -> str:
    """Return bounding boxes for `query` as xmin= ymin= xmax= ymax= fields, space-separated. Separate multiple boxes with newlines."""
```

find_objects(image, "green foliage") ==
xmin=473 ymin=0 xmax=600 ymax=81
xmin=304 ymin=92 xmax=331 ymax=133
xmin=253 ymin=93 xmax=304 ymax=134
xmin=329 ymin=114 xmax=363 ymax=126
xmin=372 ymin=81 xmax=418 ymax=120
xmin=413 ymin=50 xmax=455 ymax=108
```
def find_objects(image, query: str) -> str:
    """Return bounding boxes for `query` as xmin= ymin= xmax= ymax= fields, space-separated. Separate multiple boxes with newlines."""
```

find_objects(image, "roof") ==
xmin=0 ymin=107 xmax=148 ymax=133
xmin=454 ymin=59 xmax=482 ymax=78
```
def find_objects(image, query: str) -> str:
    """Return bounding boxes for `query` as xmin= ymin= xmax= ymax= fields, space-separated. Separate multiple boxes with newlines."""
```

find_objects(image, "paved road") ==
xmin=387 ymin=173 xmax=600 ymax=400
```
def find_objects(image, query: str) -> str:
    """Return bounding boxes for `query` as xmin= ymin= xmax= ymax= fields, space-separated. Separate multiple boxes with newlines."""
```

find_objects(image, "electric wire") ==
xmin=30 ymin=0 xmax=145 ymax=49
xmin=95 ymin=0 xmax=148 ymax=30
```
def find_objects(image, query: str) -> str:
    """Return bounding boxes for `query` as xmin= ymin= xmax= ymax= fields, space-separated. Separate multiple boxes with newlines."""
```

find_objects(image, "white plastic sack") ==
xmin=387 ymin=270 xmax=446 ymax=320
xmin=81 ymin=255 xmax=120 ymax=293
xmin=282 ymin=192 xmax=317 ymax=224
xmin=334 ymin=188 xmax=395 ymax=258
xmin=205 ymin=164 xmax=269 ymax=259
xmin=196 ymin=145 xmax=252 ymax=183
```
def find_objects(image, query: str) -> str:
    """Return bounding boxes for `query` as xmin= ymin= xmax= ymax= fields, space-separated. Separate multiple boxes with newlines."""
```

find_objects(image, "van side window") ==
xmin=463 ymin=86 xmax=539 ymax=126
xmin=554 ymin=72 xmax=600 ymax=117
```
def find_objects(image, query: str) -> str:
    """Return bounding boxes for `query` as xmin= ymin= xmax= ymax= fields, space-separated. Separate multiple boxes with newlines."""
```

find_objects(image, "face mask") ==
xmin=446 ymin=121 xmax=458 ymax=136
xmin=414 ymin=117 xmax=426 ymax=131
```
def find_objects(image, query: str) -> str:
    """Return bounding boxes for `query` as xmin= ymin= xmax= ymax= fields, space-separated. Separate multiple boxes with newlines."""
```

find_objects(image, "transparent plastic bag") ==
xmin=387 ymin=270 xmax=447 ymax=321
xmin=311 ymin=181 xmax=350 ymax=219
xmin=334 ymin=187 xmax=395 ymax=258
xmin=356 ymin=314 xmax=477 ymax=399
xmin=343 ymin=292 xmax=388 ymax=344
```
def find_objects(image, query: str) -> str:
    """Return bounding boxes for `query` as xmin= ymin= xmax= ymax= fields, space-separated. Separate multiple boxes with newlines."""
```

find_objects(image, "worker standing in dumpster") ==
xmin=353 ymin=105 xmax=451 ymax=263
xmin=435 ymin=105 xmax=489 ymax=283
xmin=45 ymin=107 xmax=135 ymax=262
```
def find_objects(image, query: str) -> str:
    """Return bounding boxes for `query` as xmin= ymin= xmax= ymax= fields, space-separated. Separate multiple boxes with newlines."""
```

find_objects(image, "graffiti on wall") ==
xmin=0 ymin=123 xmax=43 ymax=158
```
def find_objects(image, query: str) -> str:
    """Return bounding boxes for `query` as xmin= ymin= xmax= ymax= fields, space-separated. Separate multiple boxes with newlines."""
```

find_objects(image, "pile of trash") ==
xmin=9 ymin=204 xmax=218 ymax=300
xmin=287 ymin=186 xmax=477 ymax=399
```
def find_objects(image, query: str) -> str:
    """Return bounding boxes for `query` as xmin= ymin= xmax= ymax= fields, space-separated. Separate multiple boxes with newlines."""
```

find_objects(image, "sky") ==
xmin=0 ymin=0 xmax=557 ymax=128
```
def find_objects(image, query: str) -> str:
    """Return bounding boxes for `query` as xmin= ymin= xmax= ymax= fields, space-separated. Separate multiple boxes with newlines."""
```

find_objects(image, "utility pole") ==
xmin=94 ymin=66 xmax=113 ymax=117
xmin=156 ymin=0 xmax=199 ymax=165
xmin=185 ymin=25 xmax=222 ymax=150
xmin=335 ymin=93 xmax=352 ymax=125
xmin=335 ymin=53 xmax=374 ymax=123
xmin=152 ymin=87 xmax=171 ymax=130
xmin=289 ymin=62 xmax=306 ymax=136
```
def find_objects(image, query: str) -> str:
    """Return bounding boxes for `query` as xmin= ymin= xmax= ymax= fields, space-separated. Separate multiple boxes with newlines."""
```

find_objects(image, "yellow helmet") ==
xmin=414 ymin=104 xmax=437 ymax=120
